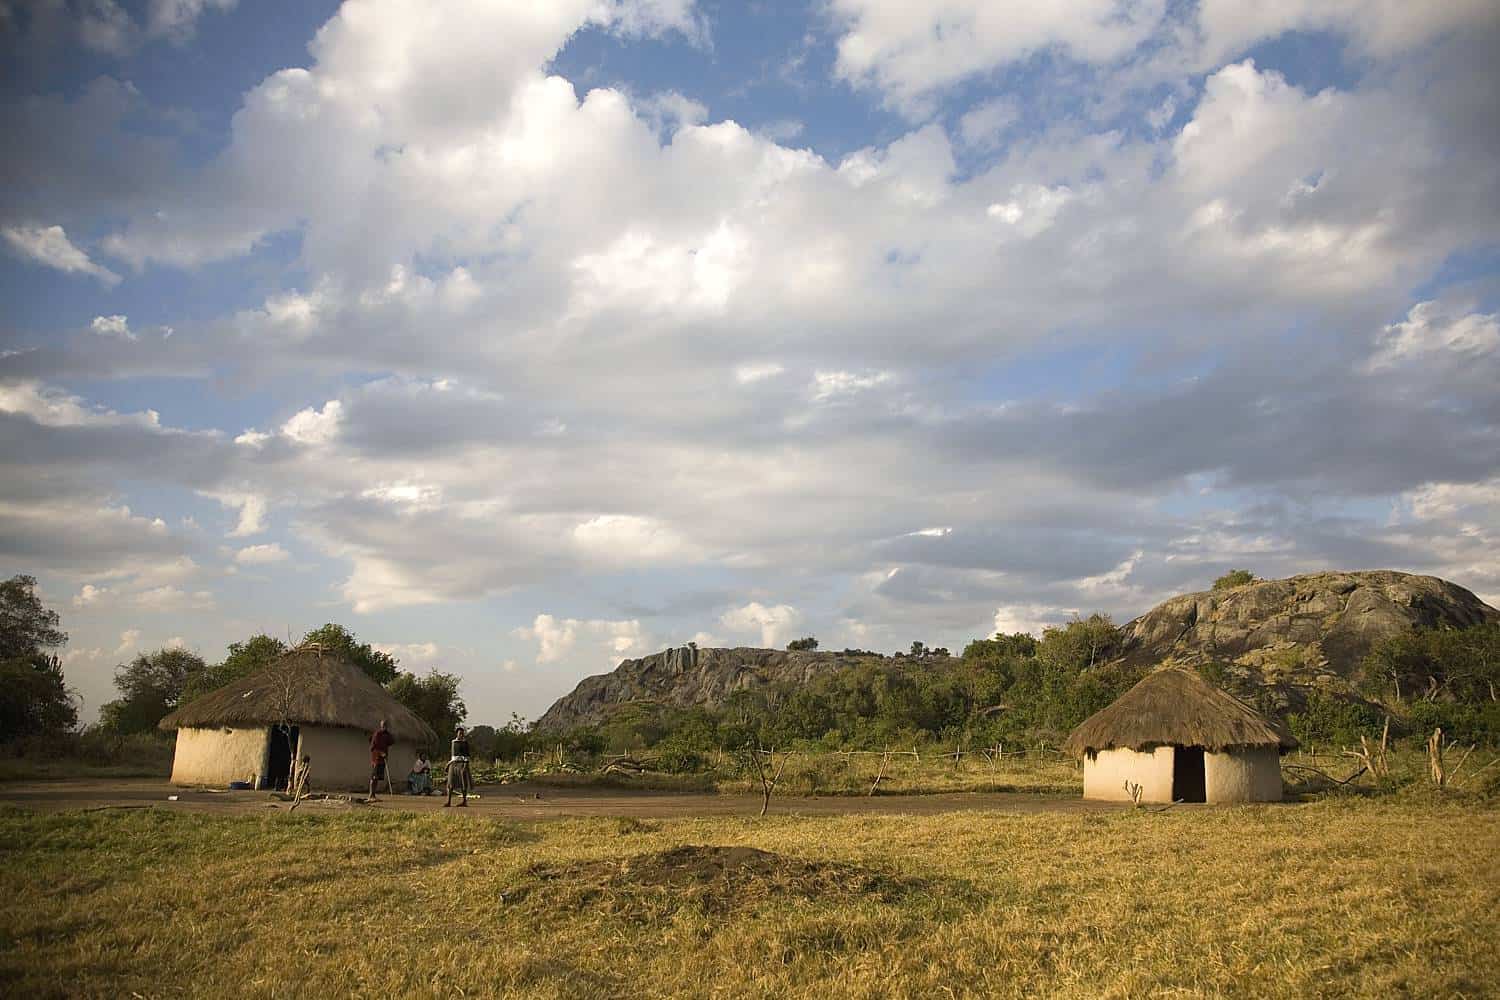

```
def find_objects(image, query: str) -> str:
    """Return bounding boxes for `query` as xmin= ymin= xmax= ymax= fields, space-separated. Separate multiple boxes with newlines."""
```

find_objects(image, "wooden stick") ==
xmin=869 ymin=750 xmax=889 ymax=796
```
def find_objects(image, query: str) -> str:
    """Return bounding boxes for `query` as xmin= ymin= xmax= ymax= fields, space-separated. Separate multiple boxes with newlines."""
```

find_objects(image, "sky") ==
xmin=2 ymin=0 xmax=1498 ymax=727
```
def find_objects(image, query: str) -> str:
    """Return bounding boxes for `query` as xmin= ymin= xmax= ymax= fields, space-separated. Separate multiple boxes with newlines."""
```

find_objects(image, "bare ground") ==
xmin=0 ymin=777 xmax=1131 ymax=819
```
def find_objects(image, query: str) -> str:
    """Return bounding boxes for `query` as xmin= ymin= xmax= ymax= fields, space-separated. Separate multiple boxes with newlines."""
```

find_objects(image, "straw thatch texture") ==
xmin=159 ymin=649 xmax=436 ymax=744
xmin=1063 ymin=667 xmax=1296 ymax=756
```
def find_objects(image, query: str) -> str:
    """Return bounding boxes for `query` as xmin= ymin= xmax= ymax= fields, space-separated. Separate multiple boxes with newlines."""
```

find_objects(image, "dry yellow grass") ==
xmin=1 ymin=794 xmax=1497 ymax=998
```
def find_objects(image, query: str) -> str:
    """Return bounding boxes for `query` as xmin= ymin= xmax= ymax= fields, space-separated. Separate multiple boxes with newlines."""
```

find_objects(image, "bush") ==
xmin=1213 ymin=569 xmax=1257 ymax=590
xmin=1287 ymin=690 xmax=1384 ymax=747
xmin=1407 ymin=700 xmax=1500 ymax=747
xmin=786 ymin=637 xmax=819 ymax=651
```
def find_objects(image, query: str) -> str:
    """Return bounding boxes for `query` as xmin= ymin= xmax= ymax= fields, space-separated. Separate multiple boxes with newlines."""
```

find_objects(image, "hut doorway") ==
xmin=264 ymin=725 xmax=300 ymax=790
xmin=1173 ymin=746 xmax=1206 ymax=802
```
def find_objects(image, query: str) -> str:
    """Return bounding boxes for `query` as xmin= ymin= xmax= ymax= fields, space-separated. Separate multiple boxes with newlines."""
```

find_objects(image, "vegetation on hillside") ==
xmin=1213 ymin=568 xmax=1258 ymax=590
xmin=542 ymin=616 xmax=1144 ymax=762
xmin=5 ymin=566 xmax=1499 ymax=779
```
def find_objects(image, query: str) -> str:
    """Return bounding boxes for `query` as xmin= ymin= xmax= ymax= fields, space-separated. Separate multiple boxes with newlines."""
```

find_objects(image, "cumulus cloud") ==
xmin=234 ymin=542 xmax=288 ymax=564
xmin=114 ymin=628 xmax=142 ymax=655
xmin=513 ymin=614 xmax=651 ymax=666
xmin=90 ymin=314 xmax=135 ymax=340
xmin=572 ymin=514 xmax=699 ymax=565
xmin=1364 ymin=301 xmax=1500 ymax=374
xmin=146 ymin=0 xmax=238 ymax=45
xmin=3 ymin=0 xmax=1499 ymax=725
xmin=281 ymin=400 xmax=342 ymax=446
xmin=720 ymin=602 xmax=803 ymax=647
xmin=831 ymin=0 xmax=1168 ymax=112
xmin=373 ymin=641 xmax=441 ymax=663
xmin=2 ymin=225 xmax=120 ymax=285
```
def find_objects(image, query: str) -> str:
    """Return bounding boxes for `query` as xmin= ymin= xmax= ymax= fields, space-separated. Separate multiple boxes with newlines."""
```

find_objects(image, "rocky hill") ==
xmin=533 ymin=646 xmax=882 ymax=731
xmin=1116 ymin=571 xmax=1497 ymax=699
xmin=535 ymin=571 xmax=1497 ymax=729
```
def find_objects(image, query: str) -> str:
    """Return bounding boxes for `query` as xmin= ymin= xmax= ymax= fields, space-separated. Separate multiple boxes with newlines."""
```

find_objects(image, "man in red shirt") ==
xmin=368 ymin=719 xmax=394 ymax=801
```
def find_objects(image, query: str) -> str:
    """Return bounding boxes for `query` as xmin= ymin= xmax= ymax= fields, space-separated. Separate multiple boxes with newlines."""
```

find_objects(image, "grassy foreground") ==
xmin=2 ymin=796 xmax=1497 ymax=998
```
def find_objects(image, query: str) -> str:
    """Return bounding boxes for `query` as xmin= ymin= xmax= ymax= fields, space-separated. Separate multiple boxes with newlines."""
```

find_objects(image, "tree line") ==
xmin=5 ymin=569 xmax=1498 ymax=766
xmin=0 ymin=574 xmax=468 ymax=755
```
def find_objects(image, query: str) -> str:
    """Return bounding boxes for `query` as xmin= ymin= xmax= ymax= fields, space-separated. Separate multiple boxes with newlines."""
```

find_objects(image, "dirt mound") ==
xmin=507 ymin=845 xmax=926 ymax=917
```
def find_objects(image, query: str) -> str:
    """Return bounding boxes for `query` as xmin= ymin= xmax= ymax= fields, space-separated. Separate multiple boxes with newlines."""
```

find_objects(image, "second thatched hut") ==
xmin=159 ymin=645 xmax=436 ymax=790
xmin=1063 ymin=667 xmax=1296 ymax=803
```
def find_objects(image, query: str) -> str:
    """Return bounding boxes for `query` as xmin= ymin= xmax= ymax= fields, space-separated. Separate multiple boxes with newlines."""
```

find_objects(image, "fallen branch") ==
xmin=81 ymin=804 xmax=151 ymax=813
xmin=1283 ymin=762 xmax=1367 ymax=787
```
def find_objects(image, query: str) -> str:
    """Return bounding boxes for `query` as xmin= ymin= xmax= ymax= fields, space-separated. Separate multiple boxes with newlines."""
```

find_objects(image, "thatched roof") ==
xmin=1063 ymin=668 xmax=1296 ymax=756
xmin=159 ymin=648 xmax=437 ymax=745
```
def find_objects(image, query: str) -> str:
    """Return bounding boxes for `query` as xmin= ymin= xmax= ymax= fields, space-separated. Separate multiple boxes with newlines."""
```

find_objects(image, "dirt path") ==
xmin=0 ymin=778 xmax=1127 ymax=819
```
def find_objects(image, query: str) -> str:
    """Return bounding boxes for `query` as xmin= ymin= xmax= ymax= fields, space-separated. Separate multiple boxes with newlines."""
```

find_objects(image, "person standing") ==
xmin=368 ymin=719 xmax=394 ymax=801
xmin=445 ymin=726 xmax=471 ymax=808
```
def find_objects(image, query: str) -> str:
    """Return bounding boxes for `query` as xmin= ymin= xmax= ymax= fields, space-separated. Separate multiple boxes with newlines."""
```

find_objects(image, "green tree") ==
xmin=300 ymin=623 xmax=398 ymax=684
xmin=181 ymin=634 xmax=288 ymax=703
xmin=1213 ymin=569 xmax=1257 ymax=590
xmin=387 ymin=670 xmax=465 ymax=749
xmin=0 ymin=654 xmax=78 ymax=742
xmin=99 ymin=647 xmax=208 ymax=735
xmin=0 ymin=576 xmax=77 ymax=743
xmin=786 ymin=637 xmax=819 ymax=651
xmin=0 ymin=575 xmax=67 ymax=661
xmin=1362 ymin=622 xmax=1500 ymax=705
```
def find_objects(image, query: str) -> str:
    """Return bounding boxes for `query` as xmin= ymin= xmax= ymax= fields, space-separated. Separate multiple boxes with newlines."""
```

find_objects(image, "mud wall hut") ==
xmin=1063 ymin=668 xmax=1296 ymax=803
xmin=159 ymin=647 xmax=436 ymax=790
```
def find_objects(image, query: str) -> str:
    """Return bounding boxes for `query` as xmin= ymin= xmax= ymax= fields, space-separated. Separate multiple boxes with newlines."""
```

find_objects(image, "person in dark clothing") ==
xmin=368 ymin=719 xmax=394 ymax=801
xmin=445 ymin=726 xmax=471 ymax=808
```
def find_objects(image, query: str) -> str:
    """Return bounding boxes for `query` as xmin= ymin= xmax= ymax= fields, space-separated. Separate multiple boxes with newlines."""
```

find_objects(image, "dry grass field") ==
xmin=2 ymin=791 xmax=1497 ymax=999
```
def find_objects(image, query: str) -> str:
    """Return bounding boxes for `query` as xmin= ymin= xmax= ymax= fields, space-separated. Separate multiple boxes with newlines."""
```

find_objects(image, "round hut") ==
xmin=1063 ymin=668 xmax=1296 ymax=803
xmin=159 ymin=646 xmax=436 ymax=791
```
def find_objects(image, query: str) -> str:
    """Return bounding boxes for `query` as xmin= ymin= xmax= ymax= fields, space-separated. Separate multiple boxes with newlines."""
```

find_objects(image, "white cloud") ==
xmin=1364 ymin=301 xmax=1500 ymax=373
xmin=992 ymin=604 xmax=1071 ymax=637
xmin=734 ymin=362 xmax=786 ymax=384
xmin=513 ymin=613 xmax=651 ymax=665
xmin=373 ymin=641 xmax=441 ymax=663
xmin=811 ymin=370 xmax=893 ymax=402
xmin=77 ymin=0 xmax=136 ymax=54
xmin=1196 ymin=0 xmax=1498 ymax=65
xmin=282 ymin=400 xmax=343 ymax=445
xmin=831 ymin=0 xmax=1168 ymax=111
xmin=146 ymin=0 xmax=238 ymax=44
xmin=720 ymin=602 xmax=803 ymax=647
xmin=136 ymin=587 xmax=215 ymax=611
xmin=234 ymin=542 xmax=288 ymax=564
xmin=572 ymin=514 xmax=698 ymax=565
xmin=362 ymin=482 xmax=443 ymax=509
xmin=957 ymin=97 xmax=1018 ymax=150
xmin=201 ymin=491 xmax=268 ymax=537
xmin=73 ymin=583 xmax=111 ymax=608
xmin=114 ymin=629 xmax=142 ymax=656
xmin=2 ymin=225 xmax=121 ymax=285
xmin=90 ymin=314 xmax=136 ymax=340
xmin=637 ymin=90 xmax=708 ymax=134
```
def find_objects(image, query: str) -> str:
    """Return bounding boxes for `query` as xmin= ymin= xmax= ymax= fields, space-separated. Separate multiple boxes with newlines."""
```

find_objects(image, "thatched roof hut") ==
xmin=160 ymin=647 xmax=436 ymax=790
xmin=1064 ymin=668 xmax=1295 ymax=756
xmin=1064 ymin=668 xmax=1295 ymax=803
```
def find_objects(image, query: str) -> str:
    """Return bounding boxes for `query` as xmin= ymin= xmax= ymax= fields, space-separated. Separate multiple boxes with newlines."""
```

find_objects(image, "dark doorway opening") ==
xmin=1172 ymin=746 xmax=1206 ymax=803
xmin=265 ymin=725 xmax=299 ymax=790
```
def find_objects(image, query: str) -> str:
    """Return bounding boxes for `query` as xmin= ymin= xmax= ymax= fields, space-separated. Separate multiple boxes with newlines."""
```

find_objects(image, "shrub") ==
xmin=1213 ymin=569 xmax=1257 ymax=590
xmin=1407 ymin=700 xmax=1500 ymax=747
xmin=1287 ymin=690 xmax=1384 ymax=747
